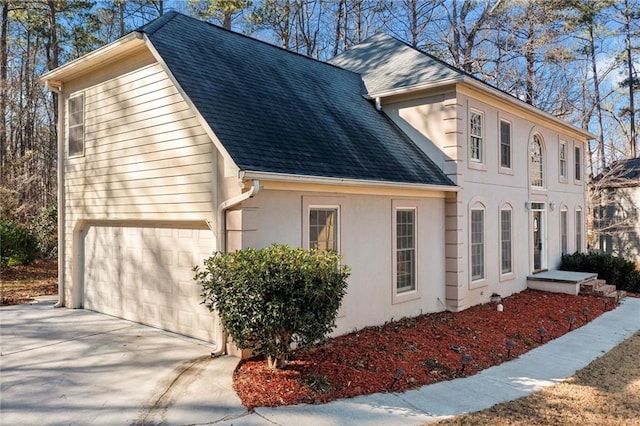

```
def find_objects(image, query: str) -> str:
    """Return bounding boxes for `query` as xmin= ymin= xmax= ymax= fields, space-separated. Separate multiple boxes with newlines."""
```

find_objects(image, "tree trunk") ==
xmin=0 ymin=0 xmax=8 ymax=172
xmin=589 ymin=24 xmax=606 ymax=172
xmin=623 ymin=0 xmax=637 ymax=157
xmin=332 ymin=0 xmax=344 ymax=56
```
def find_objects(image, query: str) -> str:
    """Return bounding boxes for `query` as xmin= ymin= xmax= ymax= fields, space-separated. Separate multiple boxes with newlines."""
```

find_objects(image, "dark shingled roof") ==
xmin=137 ymin=12 xmax=454 ymax=187
xmin=594 ymin=158 xmax=640 ymax=188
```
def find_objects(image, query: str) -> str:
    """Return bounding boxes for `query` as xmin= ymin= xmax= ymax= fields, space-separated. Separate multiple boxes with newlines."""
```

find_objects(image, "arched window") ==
xmin=530 ymin=134 xmax=544 ymax=187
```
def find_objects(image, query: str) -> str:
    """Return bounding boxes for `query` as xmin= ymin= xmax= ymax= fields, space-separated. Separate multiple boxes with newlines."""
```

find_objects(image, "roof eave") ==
xmin=364 ymin=76 xmax=463 ymax=100
xmin=39 ymin=32 xmax=145 ymax=85
xmin=368 ymin=75 xmax=596 ymax=141
xmin=240 ymin=170 xmax=459 ymax=192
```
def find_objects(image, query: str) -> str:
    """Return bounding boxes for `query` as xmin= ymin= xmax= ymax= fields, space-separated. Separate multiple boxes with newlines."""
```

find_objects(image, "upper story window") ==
xmin=530 ymin=134 xmax=544 ymax=187
xmin=559 ymin=141 xmax=567 ymax=179
xmin=309 ymin=207 xmax=339 ymax=252
xmin=500 ymin=120 xmax=512 ymax=169
xmin=68 ymin=94 xmax=85 ymax=157
xmin=575 ymin=145 xmax=582 ymax=182
xmin=470 ymin=111 xmax=483 ymax=163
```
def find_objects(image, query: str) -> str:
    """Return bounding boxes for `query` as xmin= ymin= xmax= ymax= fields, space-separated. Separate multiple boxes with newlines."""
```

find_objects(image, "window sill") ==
xmin=392 ymin=289 xmax=420 ymax=305
xmin=468 ymin=161 xmax=487 ymax=172
xmin=498 ymin=167 xmax=513 ymax=175
xmin=469 ymin=278 xmax=487 ymax=290
xmin=499 ymin=272 xmax=515 ymax=283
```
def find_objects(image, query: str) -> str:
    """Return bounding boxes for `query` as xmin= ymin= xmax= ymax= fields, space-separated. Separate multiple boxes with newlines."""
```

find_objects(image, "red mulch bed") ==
xmin=234 ymin=290 xmax=620 ymax=409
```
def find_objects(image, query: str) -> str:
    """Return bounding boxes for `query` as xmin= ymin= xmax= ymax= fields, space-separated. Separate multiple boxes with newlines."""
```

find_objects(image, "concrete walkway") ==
xmin=1 ymin=297 xmax=638 ymax=425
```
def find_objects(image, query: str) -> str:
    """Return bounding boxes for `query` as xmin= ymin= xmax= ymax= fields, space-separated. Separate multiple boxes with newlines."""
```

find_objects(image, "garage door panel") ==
xmin=84 ymin=226 xmax=219 ymax=344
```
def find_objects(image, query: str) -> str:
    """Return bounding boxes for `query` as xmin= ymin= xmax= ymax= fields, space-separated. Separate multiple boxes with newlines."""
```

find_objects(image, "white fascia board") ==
xmin=141 ymin=34 xmax=237 ymax=167
xmin=368 ymin=75 xmax=596 ymax=141
xmin=460 ymin=77 xmax=597 ymax=140
xmin=39 ymin=32 xmax=144 ymax=85
xmin=240 ymin=170 xmax=459 ymax=192
xmin=364 ymin=76 xmax=463 ymax=100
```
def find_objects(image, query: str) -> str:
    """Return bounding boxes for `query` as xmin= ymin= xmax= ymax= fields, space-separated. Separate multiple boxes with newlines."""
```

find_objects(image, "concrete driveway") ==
xmin=0 ymin=300 xmax=248 ymax=425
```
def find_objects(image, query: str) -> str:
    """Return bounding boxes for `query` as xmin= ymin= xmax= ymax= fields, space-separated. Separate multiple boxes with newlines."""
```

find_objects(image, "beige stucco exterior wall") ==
xmin=230 ymin=188 xmax=448 ymax=336
xmin=59 ymin=47 xmax=223 ymax=307
xmin=383 ymin=85 xmax=588 ymax=310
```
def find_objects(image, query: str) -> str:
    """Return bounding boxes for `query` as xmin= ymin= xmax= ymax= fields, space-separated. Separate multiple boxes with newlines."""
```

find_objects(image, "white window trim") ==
xmin=575 ymin=206 xmax=583 ymax=253
xmin=302 ymin=198 xmax=342 ymax=252
xmin=560 ymin=206 xmax=568 ymax=256
xmin=530 ymin=133 xmax=545 ymax=189
xmin=469 ymin=201 xmax=486 ymax=289
xmin=559 ymin=140 xmax=568 ymax=182
xmin=499 ymin=203 xmax=514 ymax=282
xmin=468 ymin=109 xmax=485 ymax=170
xmin=498 ymin=118 xmax=513 ymax=174
xmin=302 ymin=196 xmax=345 ymax=317
xmin=574 ymin=143 xmax=583 ymax=184
xmin=67 ymin=93 xmax=85 ymax=158
xmin=392 ymin=199 xmax=420 ymax=304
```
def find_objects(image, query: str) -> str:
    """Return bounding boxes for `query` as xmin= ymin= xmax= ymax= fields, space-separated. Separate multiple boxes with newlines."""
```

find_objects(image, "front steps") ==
xmin=527 ymin=270 xmax=627 ymax=302
xmin=579 ymin=277 xmax=627 ymax=302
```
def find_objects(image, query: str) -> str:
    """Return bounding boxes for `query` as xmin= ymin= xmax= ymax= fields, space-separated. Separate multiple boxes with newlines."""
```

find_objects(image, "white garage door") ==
xmin=84 ymin=225 xmax=220 ymax=344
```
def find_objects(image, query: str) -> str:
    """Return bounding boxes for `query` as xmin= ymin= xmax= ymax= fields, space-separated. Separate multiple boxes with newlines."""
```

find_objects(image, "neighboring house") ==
xmin=41 ymin=12 xmax=592 ymax=349
xmin=593 ymin=158 xmax=640 ymax=265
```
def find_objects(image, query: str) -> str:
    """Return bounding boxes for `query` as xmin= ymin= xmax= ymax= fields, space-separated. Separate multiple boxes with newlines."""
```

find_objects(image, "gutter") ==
xmin=240 ymin=171 xmax=459 ymax=192
xmin=46 ymin=80 xmax=65 ymax=308
xmin=366 ymin=76 xmax=595 ymax=141
xmin=210 ymin=179 xmax=260 ymax=357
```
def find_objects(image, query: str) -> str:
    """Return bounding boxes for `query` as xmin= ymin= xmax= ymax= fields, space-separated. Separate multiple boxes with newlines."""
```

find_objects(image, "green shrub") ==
xmin=560 ymin=252 xmax=640 ymax=294
xmin=1 ymin=220 xmax=39 ymax=266
xmin=195 ymin=244 xmax=350 ymax=369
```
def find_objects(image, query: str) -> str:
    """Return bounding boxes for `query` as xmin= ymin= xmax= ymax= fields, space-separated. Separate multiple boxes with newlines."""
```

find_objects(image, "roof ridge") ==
xmin=138 ymin=11 xmax=357 ymax=77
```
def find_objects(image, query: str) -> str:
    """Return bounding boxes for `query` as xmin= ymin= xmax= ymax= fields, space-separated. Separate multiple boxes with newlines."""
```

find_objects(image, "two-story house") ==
xmin=41 ymin=12 xmax=592 ymax=350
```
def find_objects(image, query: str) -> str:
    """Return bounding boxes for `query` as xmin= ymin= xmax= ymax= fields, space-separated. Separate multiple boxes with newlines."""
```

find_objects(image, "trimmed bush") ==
xmin=560 ymin=252 xmax=640 ymax=294
xmin=195 ymin=244 xmax=350 ymax=369
xmin=1 ymin=220 xmax=39 ymax=266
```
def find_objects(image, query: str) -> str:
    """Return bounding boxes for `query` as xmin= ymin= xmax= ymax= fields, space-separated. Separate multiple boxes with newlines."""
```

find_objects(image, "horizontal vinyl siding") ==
xmin=65 ymin=62 xmax=214 ymax=222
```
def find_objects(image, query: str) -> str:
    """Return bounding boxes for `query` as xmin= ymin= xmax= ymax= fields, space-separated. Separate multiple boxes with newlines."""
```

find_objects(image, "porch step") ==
xmin=579 ymin=278 xmax=627 ymax=302
xmin=579 ymin=278 xmax=607 ymax=294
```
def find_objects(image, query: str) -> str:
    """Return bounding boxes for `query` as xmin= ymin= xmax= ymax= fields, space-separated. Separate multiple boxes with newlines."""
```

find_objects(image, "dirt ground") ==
xmin=0 ymin=259 xmax=58 ymax=305
xmin=435 ymin=331 xmax=640 ymax=425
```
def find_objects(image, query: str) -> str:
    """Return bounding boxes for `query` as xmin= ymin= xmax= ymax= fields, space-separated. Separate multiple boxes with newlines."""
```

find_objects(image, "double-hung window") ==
xmin=560 ymin=208 xmax=568 ymax=255
xmin=500 ymin=208 xmax=512 ymax=274
xmin=68 ymin=94 xmax=85 ymax=157
xmin=576 ymin=208 xmax=583 ymax=252
xmin=500 ymin=120 xmax=511 ymax=169
xmin=559 ymin=141 xmax=567 ymax=179
xmin=470 ymin=111 xmax=483 ymax=163
xmin=471 ymin=208 xmax=485 ymax=281
xmin=575 ymin=145 xmax=582 ymax=182
xmin=308 ymin=208 xmax=338 ymax=252
xmin=393 ymin=200 xmax=418 ymax=302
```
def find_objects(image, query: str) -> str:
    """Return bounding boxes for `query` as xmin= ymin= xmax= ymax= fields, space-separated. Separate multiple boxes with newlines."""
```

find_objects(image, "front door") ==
xmin=531 ymin=203 xmax=546 ymax=272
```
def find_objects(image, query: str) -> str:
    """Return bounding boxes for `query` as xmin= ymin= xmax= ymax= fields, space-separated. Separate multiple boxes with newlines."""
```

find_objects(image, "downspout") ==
xmin=216 ymin=179 xmax=260 ymax=254
xmin=46 ymin=80 xmax=65 ymax=308
xmin=210 ymin=178 xmax=260 ymax=357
